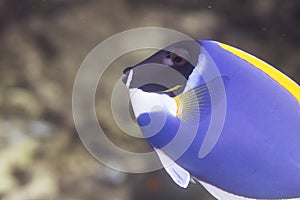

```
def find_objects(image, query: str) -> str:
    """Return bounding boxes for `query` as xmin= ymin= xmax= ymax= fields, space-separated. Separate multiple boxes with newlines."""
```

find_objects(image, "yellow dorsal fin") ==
xmin=218 ymin=42 xmax=300 ymax=103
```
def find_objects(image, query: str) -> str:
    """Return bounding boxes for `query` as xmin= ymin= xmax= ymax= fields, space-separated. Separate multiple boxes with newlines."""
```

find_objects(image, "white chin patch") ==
xmin=129 ymin=88 xmax=177 ymax=118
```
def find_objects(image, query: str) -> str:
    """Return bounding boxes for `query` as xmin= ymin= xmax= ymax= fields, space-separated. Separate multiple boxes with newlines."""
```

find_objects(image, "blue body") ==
xmin=137 ymin=40 xmax=300 ymax=199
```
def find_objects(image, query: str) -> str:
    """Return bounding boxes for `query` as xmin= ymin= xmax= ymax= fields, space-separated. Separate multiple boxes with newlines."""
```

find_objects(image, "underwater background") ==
xmin=0 ymin=0 xmax=299 ymax=199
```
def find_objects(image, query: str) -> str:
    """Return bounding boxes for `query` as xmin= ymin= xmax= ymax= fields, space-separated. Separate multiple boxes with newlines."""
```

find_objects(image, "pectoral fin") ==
xmin=174 ymin=76 xmax=229 ymax=124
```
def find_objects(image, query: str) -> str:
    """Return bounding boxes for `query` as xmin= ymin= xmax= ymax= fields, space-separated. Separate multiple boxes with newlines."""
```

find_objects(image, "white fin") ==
xmin=198 ymin=180 xmax=300 ymax=200
xmin=155 ymin=148 xmax=190 ymax=188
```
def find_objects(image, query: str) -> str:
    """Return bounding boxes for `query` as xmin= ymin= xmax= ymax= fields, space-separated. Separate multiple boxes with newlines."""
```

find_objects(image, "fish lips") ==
xmin=122 ymin=66 xmax=133 ymax=85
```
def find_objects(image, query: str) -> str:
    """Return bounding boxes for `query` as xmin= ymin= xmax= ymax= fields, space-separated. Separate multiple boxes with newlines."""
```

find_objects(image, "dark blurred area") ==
xmin=0 ymin=0 xmax=299 ymax=199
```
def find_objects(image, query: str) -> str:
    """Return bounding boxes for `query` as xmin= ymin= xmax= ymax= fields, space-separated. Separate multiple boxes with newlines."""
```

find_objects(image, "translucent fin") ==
xmin=174 ymin=76 xmax=229 ymax=124
xmin=155 ymin=148 xmax=190 ymax=188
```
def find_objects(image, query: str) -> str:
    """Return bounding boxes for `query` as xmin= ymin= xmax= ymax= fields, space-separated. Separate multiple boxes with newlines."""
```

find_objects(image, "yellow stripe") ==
xmin=218 ymin=42 xmax=300 ymax=103
xmin=163 ymin=85 xmax=183 ymax=93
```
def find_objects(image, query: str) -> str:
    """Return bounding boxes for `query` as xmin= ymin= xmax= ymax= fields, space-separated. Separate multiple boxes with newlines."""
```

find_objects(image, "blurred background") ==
xmin=0 ymin=0 xmax=299 ymax=199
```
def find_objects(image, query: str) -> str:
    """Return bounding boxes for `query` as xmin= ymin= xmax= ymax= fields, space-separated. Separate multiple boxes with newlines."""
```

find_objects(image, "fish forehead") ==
xmin=133 ymin=40 xmax=201 ymax=67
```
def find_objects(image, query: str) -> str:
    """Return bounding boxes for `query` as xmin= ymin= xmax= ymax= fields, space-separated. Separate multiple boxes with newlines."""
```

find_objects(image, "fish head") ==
xmin=122 ymin=40 xmax=201 ymax=97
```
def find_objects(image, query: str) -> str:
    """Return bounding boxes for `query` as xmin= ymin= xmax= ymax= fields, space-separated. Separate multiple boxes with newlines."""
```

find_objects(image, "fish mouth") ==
xmin=122 ymin=66 xmax=134 ymax=86
xmin=123 ymin=66 xmax=133 ymax=74
xmin=122 ymin=73 xmax=128 ymax=85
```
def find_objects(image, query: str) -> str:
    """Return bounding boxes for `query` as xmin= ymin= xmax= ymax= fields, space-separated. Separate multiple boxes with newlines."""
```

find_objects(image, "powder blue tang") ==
xmin=123 ymin=40 xmax=300 ymax=199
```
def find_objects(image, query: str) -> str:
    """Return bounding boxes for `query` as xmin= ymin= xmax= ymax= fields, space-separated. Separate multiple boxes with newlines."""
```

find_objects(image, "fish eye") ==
xmin=165 ymin=47 xmax=189 ymax=67
xmin=171 ymin=53 xmax=186 ymax=66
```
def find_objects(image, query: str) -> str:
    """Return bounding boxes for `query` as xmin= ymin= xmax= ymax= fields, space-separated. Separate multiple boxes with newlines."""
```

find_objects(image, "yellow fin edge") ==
xmin=174 ymin=96 xmax=182 ymax=118
xmin=163 ymin=85 xmax=183 ymax=93
xmin=218 ymin=42 xmax=300 ymax=103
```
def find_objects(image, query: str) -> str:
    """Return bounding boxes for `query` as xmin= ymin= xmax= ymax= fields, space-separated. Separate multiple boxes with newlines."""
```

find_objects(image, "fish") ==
xmin=122 ymin=40 xmax=300 ymax=200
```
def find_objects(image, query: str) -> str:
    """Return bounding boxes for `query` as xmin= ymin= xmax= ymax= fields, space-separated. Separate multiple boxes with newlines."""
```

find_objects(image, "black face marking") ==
xmin=123 ymin=66 xmax=133 ymax=74
xmin=138 ymin=83 xmax=168 ymax=93
xmin=122 ymin=40 xmax=201 ymax=97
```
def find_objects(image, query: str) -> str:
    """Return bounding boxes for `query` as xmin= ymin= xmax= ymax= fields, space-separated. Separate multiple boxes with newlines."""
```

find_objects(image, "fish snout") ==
xmin=122 ymin=66 xmax=135 ymax=88
xmin=122 ymin=72 xmax=128 ymax=84
xmin=122 ymin=66 xmax=133 ymax=84
xmin=123 ymin=66 xmax=133 ymax=74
